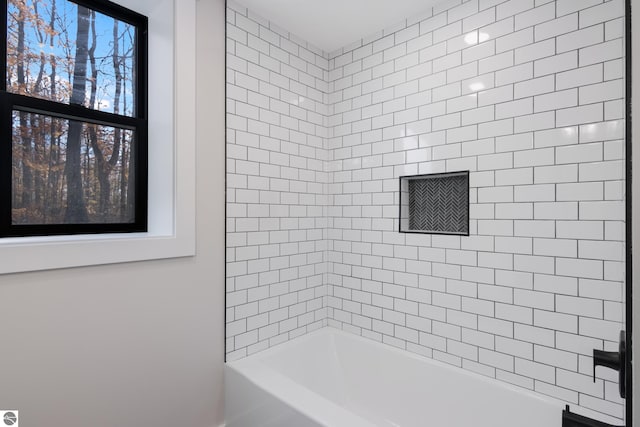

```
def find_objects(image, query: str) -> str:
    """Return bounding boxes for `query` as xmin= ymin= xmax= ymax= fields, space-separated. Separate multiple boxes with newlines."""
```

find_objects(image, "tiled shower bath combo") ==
xmin=225 ymin=0 xmax=627 ymax=424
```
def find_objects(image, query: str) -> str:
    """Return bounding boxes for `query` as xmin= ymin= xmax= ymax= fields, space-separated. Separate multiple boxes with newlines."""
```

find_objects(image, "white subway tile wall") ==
xmin=226 ymin=0 xmax=626 ymax=423
xmin=225 ymin=1 xmax=330 ymax=360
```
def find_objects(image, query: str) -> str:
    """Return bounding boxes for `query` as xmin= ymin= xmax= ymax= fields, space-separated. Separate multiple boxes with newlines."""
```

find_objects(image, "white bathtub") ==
xmin=225 ymin=328 xmax=564 ymax=427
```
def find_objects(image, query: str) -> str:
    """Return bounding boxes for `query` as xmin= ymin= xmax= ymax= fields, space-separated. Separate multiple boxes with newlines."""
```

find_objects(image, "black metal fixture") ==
xmin=593 ymin=331 xmax=626 ymax=399
xmin=566 ymin=331 xmax=628 ymax=426
xmin=562 ymin=406 xmax=623 ymax=427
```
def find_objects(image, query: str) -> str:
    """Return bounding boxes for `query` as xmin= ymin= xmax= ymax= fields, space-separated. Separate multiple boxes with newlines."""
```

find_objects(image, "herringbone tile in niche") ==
xmin=401 ymin=172 xmax=469 ymax=235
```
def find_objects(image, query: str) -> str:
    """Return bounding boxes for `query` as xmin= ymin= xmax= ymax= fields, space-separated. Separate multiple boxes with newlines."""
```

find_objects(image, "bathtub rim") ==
xmin=225 ymin=333 xmax=374 ymax=426
xmin=226 ymin=326 xmax=565 ymax=424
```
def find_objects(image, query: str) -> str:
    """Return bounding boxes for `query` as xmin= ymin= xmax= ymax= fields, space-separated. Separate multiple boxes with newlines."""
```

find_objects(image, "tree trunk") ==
xmin=86 ymin=10 xmax=108 ymax=219
xmin=110 ymin=20 xmax=122 ymax=171
xmin=120 ymin=48 xmax=129 ymax=220
xmin=126 ymin=137 xmax=135 ymax=221
xmin=17 ymin=1 xmax=33 ymax=210
xmin=64 ymin=5 xmax=90 ymax=223
xmin=120 ymin=140 xmax=128 ymax=220
xmin=122 ymin=30 xmax=134 ymax=222
xmin=31 ymin=0 xmax=50 ymax=211
xmin=87 ymin=14 xmax=126 ymax=221
xmin=45 ymin=0 xmax=59 ymax=222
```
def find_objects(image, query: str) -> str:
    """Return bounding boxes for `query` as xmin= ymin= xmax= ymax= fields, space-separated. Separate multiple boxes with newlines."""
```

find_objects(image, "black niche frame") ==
xmin=398 ymin=171 xmax=470 ymax=236
xmin=0 ymin=0 xmax=148 ymax=237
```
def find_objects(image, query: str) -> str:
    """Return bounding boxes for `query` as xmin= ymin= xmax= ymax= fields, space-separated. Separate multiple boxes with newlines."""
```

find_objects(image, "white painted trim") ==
xmin=0 ymin=0 xmax=197 ymax=274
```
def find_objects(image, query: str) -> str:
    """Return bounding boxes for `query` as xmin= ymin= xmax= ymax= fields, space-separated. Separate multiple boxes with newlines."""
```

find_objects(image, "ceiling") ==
xmin=235 ymin=0 xmax=440 ymax=53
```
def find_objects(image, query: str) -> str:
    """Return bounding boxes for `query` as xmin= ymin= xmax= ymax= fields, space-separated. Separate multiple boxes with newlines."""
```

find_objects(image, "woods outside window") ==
xmin=1 ymin=0 xmax=148 ymax=237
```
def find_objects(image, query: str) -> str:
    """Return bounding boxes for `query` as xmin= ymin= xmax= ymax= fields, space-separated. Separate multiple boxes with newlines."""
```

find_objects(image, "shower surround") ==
xmin=225 ymin=0 xmax=626 ymax=423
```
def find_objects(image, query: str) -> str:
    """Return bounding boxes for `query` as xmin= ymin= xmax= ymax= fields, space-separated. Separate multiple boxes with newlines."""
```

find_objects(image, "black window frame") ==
xmin=0 ymin=0 xmax=148 ymax=237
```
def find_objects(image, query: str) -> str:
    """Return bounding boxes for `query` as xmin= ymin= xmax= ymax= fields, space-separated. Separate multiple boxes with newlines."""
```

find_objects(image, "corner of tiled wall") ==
xmin=227 ymin=0 xmax=626 ymax=423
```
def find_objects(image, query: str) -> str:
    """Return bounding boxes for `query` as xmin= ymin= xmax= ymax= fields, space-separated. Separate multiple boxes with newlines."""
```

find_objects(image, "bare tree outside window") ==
xmin=2 ymin=0 xmax=147 ymax=235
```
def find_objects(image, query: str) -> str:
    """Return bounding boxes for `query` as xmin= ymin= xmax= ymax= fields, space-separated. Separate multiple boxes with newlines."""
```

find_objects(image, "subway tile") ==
xmin=535 ymin=345 xmax=578 ymax=371
xmin=480 ymin=348 xmax=515 ymax=371
xmin=556 ymin=143 xmax=603 ymax=166
xmin=434 ymin=21 xmax=463 ymax=44
xmin=496 ymin=203 xmax=534 ymax=219
xmin=479 ymin=119 xmax=515 ymax=138
xmin=463 ymin=41 xmax=497 ymax=63
xmin=557 ymin=104 xmax=604 ymax=127
xmin=534 ymin=202 xmax=578 ymax=220
xmin=605 ymin=17 xmax=624 ymax=41
xmin=463 ymin=327 xmax=496 ymax=348
xmin=496 ymin=62 xmax=534 ymax=86
xmin=482 ymin=15 xmax=516 ymax=39
xmin=580 ymin=80 xmax=624 ymax=105
xmin=496 ymin=303 xmax=533 ymax=325
xmin=580 ymin=161 xmax=625 ymax=182
xmin=534 ymin=51 xmax=577 ymax=77
xmin=496 ymin=133 xmax=533 ymax=152
xmin=479 ymin=51 xmax=515 ymax=74
xmin=556 ymin=64 xmax=603 ymax=90
xmin=496 ymin=98 xmax=534 ymax=119
xmin=479 ymin=315 xmax=514 ymax=337
xmin=514 ymin=75 xmax=555 ymax=99
xmin=479 ymin=85 xmax=514 ymax=106
xmin=516 ymin=4 xmax=556 ymax=32
xmin=580 ymin=39 xmax=623 ymax=67
xmin=514 ymin=219 xmax=555 ymax=237
xmin=497 ymin=0 xmax=535 ymax=20
xmin=515 ymin=39 xmax=555 ymax=64
xmin=496 ymin=28 xmax=534 ymax=53
xmin=227 ymin=6 xmax=627 ymax=419
xmin=535 ymin=13 xmax=578 ymax=42
xmin=463 ymin=7 xmax=497 ymax=32
xmin=534 ymin=165 xmax=577 ymax=184
xmin=557 ymin=295 xmax=603 ymax=318
xmin=496 ymin=168 xmax=533 ymax=186
xmin=514 ymin=111 xmax=555 ymax=133
xmin=535 ymin=309 xmax=578 ymax=333
xmin=557 ymin=258 xmax=604 ymax=280
xmin=534 ymin=89 xmax=577 ymax=113
xmin=497 ymin=370 xmax=534 ymax=389
xmin=534 ymin=238 xmax=577 ymax=258
xmin=515 ymin=358 xmax=555 ymax=383
xmin=514 ymin=323 xmax=554 ymax=346
xmin=514 ymin=289 xmax=554 ymax=310
xmin=579 ymin=0 xmax=624 ymax=28
xmin=534 ymin=273 xmax=578 ymax=296
xmin=579 ymin=241 xmax=624 ymax=262
xmin=514 ymin=254 xmax=555 ymax=274
xmin=514 ymin=148 xmax=555 ymax=168
xmin=496 ymin=236 xmax=533 ymax=255
xmin=556 ymin=0 xmax=601 ymax=17
xmin=558 ymin=24 xmax=604 ymax=53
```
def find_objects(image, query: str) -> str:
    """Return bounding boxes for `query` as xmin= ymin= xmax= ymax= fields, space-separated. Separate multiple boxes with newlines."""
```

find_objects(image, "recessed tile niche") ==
xmin=399 ymin=171 xmax=469 ymax=236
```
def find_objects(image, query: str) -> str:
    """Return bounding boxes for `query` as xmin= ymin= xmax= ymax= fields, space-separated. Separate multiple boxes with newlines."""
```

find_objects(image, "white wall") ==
xmin=225 ymin=0 xmax=629 ymax=424
xmin=225 ymin=2 xmax=330 ymax=360
xmin=326 ymin=0 xmax=626 ymax=423
xmin=0 ymin=0 xmax=226 ymax=426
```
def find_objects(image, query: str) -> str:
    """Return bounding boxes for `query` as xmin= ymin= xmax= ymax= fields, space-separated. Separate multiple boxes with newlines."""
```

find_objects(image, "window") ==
xmin=0 ymin=0 xmax=196 ymax=274
xmin=1 ymin=0 xmax=148 ymax=237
